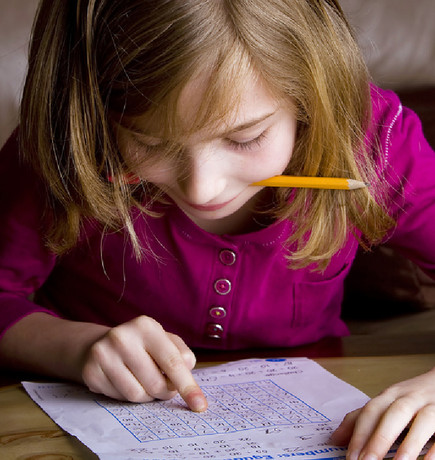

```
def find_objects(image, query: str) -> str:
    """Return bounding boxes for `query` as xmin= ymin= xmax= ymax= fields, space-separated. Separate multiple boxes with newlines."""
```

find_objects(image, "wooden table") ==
xmin=1 ymin=335 xmax=435 ymax=459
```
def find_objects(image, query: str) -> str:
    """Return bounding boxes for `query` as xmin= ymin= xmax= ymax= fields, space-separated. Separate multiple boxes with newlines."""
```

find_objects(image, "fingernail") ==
xmin=189 ymin=394 xmax=208 ymax=412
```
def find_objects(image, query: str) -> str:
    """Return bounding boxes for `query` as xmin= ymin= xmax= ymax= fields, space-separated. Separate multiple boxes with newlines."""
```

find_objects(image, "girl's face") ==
xmin=118 ymin=75 xmax=297 ymax=234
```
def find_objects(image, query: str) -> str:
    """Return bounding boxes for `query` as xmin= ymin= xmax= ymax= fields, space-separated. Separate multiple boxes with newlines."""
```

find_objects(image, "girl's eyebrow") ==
xmin=124 ymin=110 xmax=277 ymax=140
xmin=224 ymin=111 xmax=277 ymax=135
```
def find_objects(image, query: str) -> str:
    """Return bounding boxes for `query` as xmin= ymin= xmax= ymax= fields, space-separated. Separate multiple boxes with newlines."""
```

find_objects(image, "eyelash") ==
xmin=131 ymin=137 xmax=163 ymax=154
xmin=226 ymin=131 xmax=268 ymax=152
xmin=131 ymin=130 xmax=269 ymax=153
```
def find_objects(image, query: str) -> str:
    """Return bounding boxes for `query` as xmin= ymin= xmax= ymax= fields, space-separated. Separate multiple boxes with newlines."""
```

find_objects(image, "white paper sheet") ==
xmin=21 ymin=357 xmax=390 ymax=460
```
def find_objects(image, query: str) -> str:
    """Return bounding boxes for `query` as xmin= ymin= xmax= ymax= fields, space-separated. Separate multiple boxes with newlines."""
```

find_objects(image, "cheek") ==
xmin=271 ymin=118 xmax=297 ymax=170
xmin=120 ymin=143 xmax=177 ymax=185
xmin=250 ymin=128 xmax=296 ymax=178
xmin=135 ymin=160 xmax=177 ymax=185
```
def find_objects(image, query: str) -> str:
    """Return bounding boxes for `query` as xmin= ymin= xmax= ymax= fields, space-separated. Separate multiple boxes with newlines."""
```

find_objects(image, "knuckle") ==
xmin=135 ymin=315 xmax=161 ymax=333
xmin=420 ymin=403 xmax=435 ymax=418
xmin=85 ymin=341 xmax=109 ymax=368
xmin=361 ymin=398 xmax=383 ymax=417
xmin=391 ymin=395 xmax=418 ymax=415
xmin=165 ymin=352 xmax=186 ymax=372
xmin=123 ymin=384 xmax=150 ymax=403
xmin=168 ymin=331 xmax=186 ymax=347
xmin=392 ymin=393 xmax=422 ymax=417
xmin=378 ymin=384 xmax=400 ymax=400
xmin=146 ymin=378 xmax=169 ymax=398
xmin=105 ymin=326 xmax=138 ymax=355
xmin=105 ymin=327 xmax=127 ymax=347
xmin=181 ymin=349 xmax=196 ymax=369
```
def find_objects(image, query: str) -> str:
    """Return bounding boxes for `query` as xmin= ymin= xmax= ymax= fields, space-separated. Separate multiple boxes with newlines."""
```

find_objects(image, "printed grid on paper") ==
xmin=97 ymin=379 xmax=330 ymax=443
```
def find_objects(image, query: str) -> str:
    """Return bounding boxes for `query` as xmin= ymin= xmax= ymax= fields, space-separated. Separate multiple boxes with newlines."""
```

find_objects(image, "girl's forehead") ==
xmin=131 ymin=72 xmax=281 ymax=139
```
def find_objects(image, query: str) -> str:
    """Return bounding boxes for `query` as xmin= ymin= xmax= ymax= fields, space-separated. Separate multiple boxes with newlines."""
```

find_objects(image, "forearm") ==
xmin=0 ymin=312 xmax=109 ymax=382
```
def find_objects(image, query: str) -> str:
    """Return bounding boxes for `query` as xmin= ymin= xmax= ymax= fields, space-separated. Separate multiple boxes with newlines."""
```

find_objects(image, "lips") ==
xmin=185 ymin=197 xmax=236 ymax=212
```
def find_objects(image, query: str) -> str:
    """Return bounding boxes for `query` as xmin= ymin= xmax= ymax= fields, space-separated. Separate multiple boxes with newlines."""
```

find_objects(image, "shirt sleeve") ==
xmin=372 ymin=87 xmax=435 ymax=277
xmin=0 ymin=131 xmax=58 ymax=340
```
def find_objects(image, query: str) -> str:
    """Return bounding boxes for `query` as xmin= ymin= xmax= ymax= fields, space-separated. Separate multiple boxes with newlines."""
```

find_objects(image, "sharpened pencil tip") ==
xmin=346 ymin=179 xmax=368 ymax=190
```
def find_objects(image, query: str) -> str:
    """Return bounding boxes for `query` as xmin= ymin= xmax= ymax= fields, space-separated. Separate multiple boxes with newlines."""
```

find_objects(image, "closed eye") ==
xmin=226 ymin=130 xmax=269 ymax=152
xmin=130 ymin=135 xmax=165 ymax=153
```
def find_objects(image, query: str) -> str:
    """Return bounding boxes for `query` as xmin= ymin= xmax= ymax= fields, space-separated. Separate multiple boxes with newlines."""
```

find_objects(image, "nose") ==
xmin=177 ymin=145 xmax=227 ymax=205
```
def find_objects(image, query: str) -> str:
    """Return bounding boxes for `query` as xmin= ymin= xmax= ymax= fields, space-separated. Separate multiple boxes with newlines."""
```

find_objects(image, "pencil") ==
xmin=251 ymin=175 xmax=367 ymax=190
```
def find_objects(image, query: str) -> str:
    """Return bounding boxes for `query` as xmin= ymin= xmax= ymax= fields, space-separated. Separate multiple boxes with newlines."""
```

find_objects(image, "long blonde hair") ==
xmin=20 ymin=0 xmax=394 ymax=269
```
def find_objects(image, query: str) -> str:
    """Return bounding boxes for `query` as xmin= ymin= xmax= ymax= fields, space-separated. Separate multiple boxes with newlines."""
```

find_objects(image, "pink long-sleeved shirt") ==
xmin=1 ymin=87 xmax=434 ymax=350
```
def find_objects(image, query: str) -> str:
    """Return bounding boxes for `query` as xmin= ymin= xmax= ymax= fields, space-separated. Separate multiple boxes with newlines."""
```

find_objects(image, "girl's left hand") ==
xmin=331 ymin=367 xmax=435 ymax=460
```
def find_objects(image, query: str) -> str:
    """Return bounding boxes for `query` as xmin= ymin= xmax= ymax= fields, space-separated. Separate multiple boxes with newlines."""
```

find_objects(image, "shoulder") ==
xmin=0 ymin=129 xmax=52 ymax=249
xmin=367 ymin=85 xmax=435 ymax=236
xmin=369 ymin=85 xmax=404 ymax=163
xmin=0 ymin=128 xmax=45 ymax=209
xmin=369 ymin=84 xmax=402 ymax=122
xmin=368 ymin=84 xmax=433 ymax=176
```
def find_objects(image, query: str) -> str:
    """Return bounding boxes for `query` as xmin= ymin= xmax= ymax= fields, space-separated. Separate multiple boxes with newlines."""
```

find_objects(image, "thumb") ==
xmin=330 ymin=408 xmax=361 ymax=445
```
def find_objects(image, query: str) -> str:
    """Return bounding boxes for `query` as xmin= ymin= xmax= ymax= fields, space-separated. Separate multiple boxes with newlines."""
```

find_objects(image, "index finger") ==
xmin=148 ymin=339 xmax=208 ymax=412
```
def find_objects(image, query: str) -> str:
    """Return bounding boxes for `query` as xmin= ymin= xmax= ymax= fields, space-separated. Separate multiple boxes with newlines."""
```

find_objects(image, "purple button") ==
xmin=214 ymin=278 xmax=231 ymax=295
xmin=219 ymin=249 xmax=236 ymax=266
xmin=206 ymin=323 xmax=224 ymax=339
xmin=209 ymin=306 xmax=227 ymax=319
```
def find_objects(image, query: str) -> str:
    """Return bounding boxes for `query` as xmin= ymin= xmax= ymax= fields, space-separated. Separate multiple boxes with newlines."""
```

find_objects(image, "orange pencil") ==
xmin=251 ymin=175 xmax=367 ymax=190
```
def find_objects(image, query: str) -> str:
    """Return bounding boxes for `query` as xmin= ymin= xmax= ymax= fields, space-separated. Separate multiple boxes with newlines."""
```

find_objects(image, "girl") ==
xmin=1 ymin=0 xmax=435 ymax=459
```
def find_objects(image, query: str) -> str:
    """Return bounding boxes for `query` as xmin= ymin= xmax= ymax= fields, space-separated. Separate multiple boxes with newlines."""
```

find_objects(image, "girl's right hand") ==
xmin=81 ymin=315 xmax=208 ymax=412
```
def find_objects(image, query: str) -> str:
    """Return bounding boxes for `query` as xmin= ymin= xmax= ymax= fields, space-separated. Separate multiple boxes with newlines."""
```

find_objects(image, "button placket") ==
xmin=205 ymin=247 xmax=238 ymax=340
xmin=209 ymin=305 xmax=227 ymax=319
xmin=219 ymin=249 xmax=237 ymax=266
xmin=206 ymin=323 xmax=224 ymax=339
xmin=214 ymin=278 xmax=232 ymax=295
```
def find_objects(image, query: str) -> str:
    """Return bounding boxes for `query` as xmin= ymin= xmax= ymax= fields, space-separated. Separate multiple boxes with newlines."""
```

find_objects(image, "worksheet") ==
xmin=22 ymin=358 xmax=390 ymax=460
